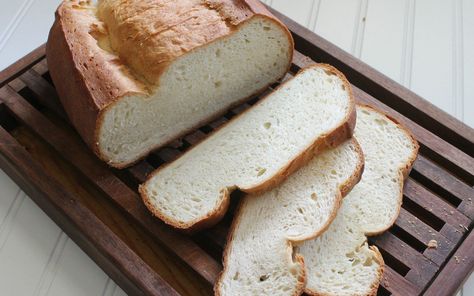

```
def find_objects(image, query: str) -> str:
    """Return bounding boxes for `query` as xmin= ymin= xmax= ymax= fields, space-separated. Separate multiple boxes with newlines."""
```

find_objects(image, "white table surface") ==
xmin=0 ymin=0 xmax=472 ymax=295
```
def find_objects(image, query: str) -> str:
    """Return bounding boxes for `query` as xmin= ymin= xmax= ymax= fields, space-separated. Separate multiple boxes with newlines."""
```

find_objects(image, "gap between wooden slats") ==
xmin=396 ymin=208 xmax=454 ymax=266
xmin=371 ymin=232 xmax=438 ymax=288
xmin=411 ymin=155 xmax=474 ymax=219
xmin=404 ymin=179 xmax=469 ymax=234
xmin=0 ymin=85 xmax=222 ymax=285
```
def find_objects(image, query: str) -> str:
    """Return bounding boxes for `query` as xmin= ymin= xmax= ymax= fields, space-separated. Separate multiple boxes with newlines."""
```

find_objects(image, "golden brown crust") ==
xmin=303 ymin=105 xmax=419 ymax=296
xmin=46 ymin=0 xmax=294 ymax=168
xmin=290 ymin=138 xmax=364 ymax=244
xmin=47 ymin=0 xmax=147 ymax=158
xmin=140 ymin=64 xmax=357 ymax=231
xmin=215 ymin=137 xmax=363 ymax=296
xmin=357 ymin=104 xmax=419 ymax=236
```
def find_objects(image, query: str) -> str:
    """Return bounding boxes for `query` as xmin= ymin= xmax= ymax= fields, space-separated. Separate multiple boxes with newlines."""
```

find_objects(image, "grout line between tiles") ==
xmin=453 ymin=0 xmax=464 ymax=121
xmin=0 ymin=190 xmax=26 ymax=252
xmin=0 ymin=0 xmax=36 ymax=54
xmin=354 ymin=0 xmax=369 ymax=58
xmin=35 ymin=232 xmax=68 ymax=296
xmin=102 ymin=278 xmax=117 ymax=296
xmin=310 ymin=0 xmax=322 ymax=32
xmin=401 ymin=0 xmax=416 ymax=88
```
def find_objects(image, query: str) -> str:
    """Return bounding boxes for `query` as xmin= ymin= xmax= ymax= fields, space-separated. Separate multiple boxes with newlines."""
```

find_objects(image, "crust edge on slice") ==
xmin=303 ymin=105 xmax=419 ymax=296
xmin=215 ymin=137 xmax=365 ymax=296
xmin=139 ymin=64 xmax=356 ymax=231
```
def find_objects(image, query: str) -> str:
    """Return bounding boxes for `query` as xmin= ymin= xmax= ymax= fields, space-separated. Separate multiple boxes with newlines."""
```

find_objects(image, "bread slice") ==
xmin=139 ymin=64 xmax=356 ymax=230
xmin=300 ymin=106 xmax=419 ymax=296
xmin=46 ymin=0 xmax=294 ymax=168
xmin=216 ymin=138 xmax=364 ymax=296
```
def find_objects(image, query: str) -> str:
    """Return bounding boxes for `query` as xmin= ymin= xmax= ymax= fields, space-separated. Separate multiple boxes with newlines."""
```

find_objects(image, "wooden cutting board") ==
xmin=0 ymin=7 xmax=473 ymax=296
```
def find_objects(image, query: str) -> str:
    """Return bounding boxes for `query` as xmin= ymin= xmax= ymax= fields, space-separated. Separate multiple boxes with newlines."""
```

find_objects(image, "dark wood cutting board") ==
xmin=0 ymin=7 xmax=473 ymax=296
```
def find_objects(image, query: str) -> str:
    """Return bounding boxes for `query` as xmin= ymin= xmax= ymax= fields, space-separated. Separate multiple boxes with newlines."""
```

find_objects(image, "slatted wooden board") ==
xmin=0 ymin=8 xmax=473 ymax=296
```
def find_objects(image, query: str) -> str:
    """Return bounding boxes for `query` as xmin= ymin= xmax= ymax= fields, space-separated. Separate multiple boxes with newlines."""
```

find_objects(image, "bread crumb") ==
xmin=427 ymin=240 xmax=437 ymax=249
xmin=455 ymin=256 xmax=460 ymax=264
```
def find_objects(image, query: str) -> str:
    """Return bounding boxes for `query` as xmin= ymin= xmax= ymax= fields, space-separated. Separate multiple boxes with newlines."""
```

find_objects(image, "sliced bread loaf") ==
xmin=139 ymin=64 xmax=356 ymax=230
xmin=301 ymin=106 xmax=419 ymax=296
xmin=215 ymin=138 xmax=364 ymax=296
xmin=47 ymin=0 xmax=294 ymax=168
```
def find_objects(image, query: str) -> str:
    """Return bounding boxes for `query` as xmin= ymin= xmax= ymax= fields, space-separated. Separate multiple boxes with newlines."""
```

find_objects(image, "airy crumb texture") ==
xmin=301 ymin=106 xmax=419 ymax=296
xmin=216 ymin=138 xmax=364 ymax=296
xmin=47 ymin=0 xmax=293 ymax=168
xmin=140 ymin=65 xmax=356 ymax=230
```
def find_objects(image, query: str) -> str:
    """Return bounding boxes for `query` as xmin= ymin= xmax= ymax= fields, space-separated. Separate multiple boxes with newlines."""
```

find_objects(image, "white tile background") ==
xmin=0 ymin=0 xmax=472 ymax=295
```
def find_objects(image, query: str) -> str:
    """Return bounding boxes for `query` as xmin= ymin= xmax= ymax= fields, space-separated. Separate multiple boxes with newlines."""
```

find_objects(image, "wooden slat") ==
xmin=395 ymin=208 xmax=454 ymax=266
xmin=404 ymin=179 xmax=470 ymax=229
xmin=0 ymin=126 xmax=180 ymax=296
xmin=0 ymin=85 xmax=221 ymax=285
xmin=128 ymin=161 xmax=154 ymax=184
xmin=0 ymin=44 xmax=45 ymax=88
xmin=424 ymin=229 xmax=474 ymax=296
xmin=381 ymin=266 xmax=422 ymax=296
xmin=31 ymin=58 xmax=49 ymax=75
xmin=372 ymin=232 xmax=438 ymax=288
xmin=270 ymin=7 xmax=474 ymax=155
xmin=412 ymin=155 xmax=474 ymax=219
xmin=19 ymin=69 xmax=66 ymax=118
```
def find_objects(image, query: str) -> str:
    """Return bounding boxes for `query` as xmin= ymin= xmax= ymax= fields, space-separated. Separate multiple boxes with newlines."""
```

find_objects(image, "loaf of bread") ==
xmin=139 ymin=64 xmax=356 ymax=231
xmin=301 ymin=106 xmax=419 ymax=296
xmin=46 ymin=0 xmax=294 ymax=168
xmin=216 ymin=138 xmax=364 ymax=296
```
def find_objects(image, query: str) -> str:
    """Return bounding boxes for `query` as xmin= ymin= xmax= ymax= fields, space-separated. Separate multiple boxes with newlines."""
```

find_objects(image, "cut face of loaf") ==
xmin=139 ymin=65 xmax=356 ymax=230
xmin=301 ymin=106 xmax=419 ymax=296
xmin=46 ymin=0 xmax=293 ymax=168
xmin=216 ymin=139 xmax=364 ymax=296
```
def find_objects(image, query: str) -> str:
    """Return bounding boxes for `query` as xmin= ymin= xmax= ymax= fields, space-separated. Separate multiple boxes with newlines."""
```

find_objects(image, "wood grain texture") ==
xmin=0 ymin=125 xmax=182 ymax=296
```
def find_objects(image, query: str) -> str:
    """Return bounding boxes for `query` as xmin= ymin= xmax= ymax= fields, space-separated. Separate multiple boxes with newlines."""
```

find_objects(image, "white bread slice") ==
xmin=139 ymin=65 xmax=356 ymax=230
xmin=301 ymin=106 xmax=419 ymax=296
xmin=216 ymin=138 xmax=364 ymax=296
xmin=47 ymin=0 xmax=294 ymax=168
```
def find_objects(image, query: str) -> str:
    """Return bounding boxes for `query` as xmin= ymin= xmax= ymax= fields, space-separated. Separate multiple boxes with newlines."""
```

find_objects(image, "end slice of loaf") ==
xmin=215 ymin=138 xmax=364 ymax=296
xmin=139 ymin=64 xmax=356 ymax=230
xmin=46 ymin=0 xmax=294 ymax=168
xmin=301 ymin=106 xmax=419 ymax=296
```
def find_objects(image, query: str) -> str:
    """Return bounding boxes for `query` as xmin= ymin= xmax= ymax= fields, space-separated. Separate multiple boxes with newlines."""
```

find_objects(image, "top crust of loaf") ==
xmin=46 ymin=0 xmax=293 ymax=167
xmin=97 ymin=0 xmax=289 ymax=85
